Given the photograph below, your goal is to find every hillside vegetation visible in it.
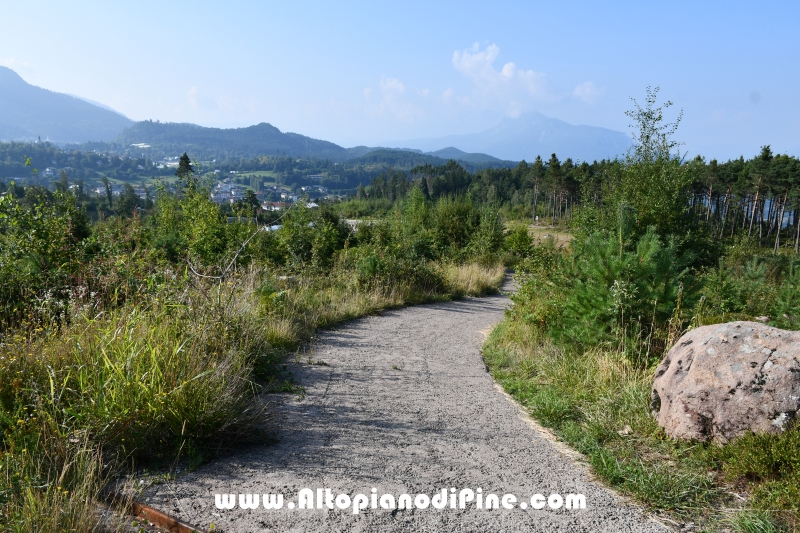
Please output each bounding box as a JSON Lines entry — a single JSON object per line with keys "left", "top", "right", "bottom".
{"left": 484, "top": 88, "right": 800, "bottom": 532}
{"left": 0, "top": 159, "right": 510, "bottom": 531}
{"left": 4, "top": 85, "right": 800, "bottom": 531}
{"left": 114, "top": 121, "right": 349, "bottom": 161}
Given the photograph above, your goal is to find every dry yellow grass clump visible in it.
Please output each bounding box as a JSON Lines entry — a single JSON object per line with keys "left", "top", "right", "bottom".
{"left": 442, "top": 263, "right": 506, "bottom": 297}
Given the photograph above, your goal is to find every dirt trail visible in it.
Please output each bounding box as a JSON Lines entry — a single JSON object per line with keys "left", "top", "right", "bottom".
{"left": 144, "top": 287, "right": 666, "bottom": 532}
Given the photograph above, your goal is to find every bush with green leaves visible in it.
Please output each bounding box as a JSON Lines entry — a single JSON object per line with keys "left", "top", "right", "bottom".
{"left": 0, "top": 188, "right": 91, "bottom": 330}
{"left": 503, "top": 222, "right": 534, "bottom": 263}
{"left": 338, "top": 243, "right": 445, "bottom": 296}
{"left": 511, "top": 237, "right": 566, "bottom": 328}
{"left": 595, "top": 157, "right": 699, "bottom": 238}
{"left": 573, "top": 88, "right": 705, "bottom": 255}
{"left": 277, "top": 203, "right": 352, "bottom": 269}
{"left": 696, "top": 253, "right": 800, "bottom": 329}
{"left": 349, "top": 190, "right": 503, "bottom": 266}
{"left": 557, "top": 228, "right": 698, "bottom": 355}
{"left": 429, "top": 196, "right": 481, "bottom": 258}
{"left": 147, "top": 181, "right": 229, "bottom": 267}
{"left": 467, "top": 204, "right": 505, "bottom": 265}
{"left": 512, "top": 221, "right": 699, "bottom": 362}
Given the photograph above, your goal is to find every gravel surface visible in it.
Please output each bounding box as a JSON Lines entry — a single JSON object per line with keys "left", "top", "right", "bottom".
{"left": 144, "top": 288, "right": 667, "bottom": 532}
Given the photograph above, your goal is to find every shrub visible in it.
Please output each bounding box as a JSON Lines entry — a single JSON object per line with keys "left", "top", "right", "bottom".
{"left": 468, "top": 205, "right": 505, "bottom": 265}
{"left": 512, "top": 227, "right": 699, "bottom": 362}
{"left": 503, "top": 223, "right": 534, "bottom": 265}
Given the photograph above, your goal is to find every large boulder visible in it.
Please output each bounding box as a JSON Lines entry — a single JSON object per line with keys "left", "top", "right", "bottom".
{"left": 651, "top": 321, "right": 800, "bottom": 443}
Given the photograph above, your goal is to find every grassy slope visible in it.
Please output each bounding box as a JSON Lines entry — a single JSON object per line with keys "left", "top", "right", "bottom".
{"left": 0, "top": 262, "right": 504, "bottom": 532}
{"left": 483, "top": 305, "right": 800, "bottom": 532}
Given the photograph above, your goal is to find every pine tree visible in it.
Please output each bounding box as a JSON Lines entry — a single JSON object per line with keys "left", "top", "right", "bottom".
{"left": 101, "top": 176, "right": 113, "bottom": 208}
{"left": 175, "top": 153, "right": 195, "bottom": 180}
{"left": 175, "top": 153, "right": 197, "bottom": 191}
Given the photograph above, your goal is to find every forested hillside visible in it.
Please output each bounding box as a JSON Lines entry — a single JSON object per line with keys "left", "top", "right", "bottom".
{"left": 359, "top": 149, "right": 800, "bottom": 252}
{"left": 112, "top": 120, "right": 350, "bottom": 161}
{"left": 0, "top": 141, "right": 516, "bottom": 200}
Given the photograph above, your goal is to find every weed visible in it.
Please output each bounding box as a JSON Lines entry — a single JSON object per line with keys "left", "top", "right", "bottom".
{"left": 722, "top": 510, "right": 788, "bottom": 533}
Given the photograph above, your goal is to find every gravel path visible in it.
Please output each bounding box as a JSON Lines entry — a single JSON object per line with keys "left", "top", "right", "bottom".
{"left": 144, "top": 288, "right": 666, "bottom": 532}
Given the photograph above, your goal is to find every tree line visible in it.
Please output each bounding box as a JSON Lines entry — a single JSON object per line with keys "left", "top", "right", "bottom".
{"left": 361, "top": 148, "right": 800, "bottom": 253}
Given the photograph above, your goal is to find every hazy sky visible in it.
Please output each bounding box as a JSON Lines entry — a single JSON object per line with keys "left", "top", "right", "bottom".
{"left": 2, "top": 1, "right": 798, "bottom": 159}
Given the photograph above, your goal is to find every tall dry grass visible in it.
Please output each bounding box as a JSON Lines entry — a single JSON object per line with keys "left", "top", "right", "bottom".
{"left": 0, "top": 260, "right": 504, "bottom": 531}
{"left": 0, "top": 271, "right": 270, "bottom": 531}
{"left": 1, "top": 428, "right": 104, "bottom": 533}
{"left": 441, "top": 263, "right": 506, "bottom": 297}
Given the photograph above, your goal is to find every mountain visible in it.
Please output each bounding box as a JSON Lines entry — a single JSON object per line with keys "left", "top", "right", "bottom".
{"left": 114, "top": 120, "right": 349, "bottom": 161}
{"left": 77, "top": 122, "right": 519, "bottom": 168}
{"left": 425, "top": 147, "right": 508, "bottom": 165}
{"left": 0, "top": 65, "right": 627, "bottom": 164}
{"left": 343, "top": 148, "right": 517, "bottom": 172}
{"left": 396, "top": 112, "right": 633, "bottom": 162}
{"left": 344, "top": 145, "right": 509, "bottom": 166}
{"left": 66, "top": 94, "right": 128, "bottom": 115}
{"left": 0, "top": 67, "right": 133, "bottom": 143}
{"left": 345, "top": 145, "right": 381, "bottom": 159}
{"left": 346, "top": 149, "right": 450, "bottom": 168}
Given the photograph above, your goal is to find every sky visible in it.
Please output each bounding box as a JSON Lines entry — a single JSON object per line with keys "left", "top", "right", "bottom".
{"left": 1, "top": 0, "right": 798, "bottom": 160}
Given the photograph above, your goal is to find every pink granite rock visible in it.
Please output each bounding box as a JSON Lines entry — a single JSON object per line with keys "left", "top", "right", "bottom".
{"left": 651, "top": 321, "right": 800, "bottom": 443}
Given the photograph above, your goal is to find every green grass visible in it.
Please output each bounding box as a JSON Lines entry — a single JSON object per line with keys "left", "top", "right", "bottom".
{"left": 721, "top": 510, "right": 790, "bottom": 533}
{"left": 483, "top": 317, "right": 800, "bottom": 531}
{"left": 483, "top": 320, "right": 720, "bottom": 517}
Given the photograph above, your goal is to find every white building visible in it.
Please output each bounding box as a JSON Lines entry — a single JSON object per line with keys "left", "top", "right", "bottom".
{"left": 210, "top": 181, "right": 249, "bottom": 204}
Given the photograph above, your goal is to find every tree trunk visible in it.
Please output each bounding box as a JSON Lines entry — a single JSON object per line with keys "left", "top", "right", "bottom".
{"left": 766, "top": 196, "right": 776, "bottom": 243}
{"left": 795, "top": 206, "right": 800, "bottom": 255}
{"left": 774, "top": 191, "right": 788, "bottom": 254}
{"left": 748, "top": 179, "right": 762, "bottom": 237}
{"left": 719, "top": 192, "right": 730, "bottom": 239}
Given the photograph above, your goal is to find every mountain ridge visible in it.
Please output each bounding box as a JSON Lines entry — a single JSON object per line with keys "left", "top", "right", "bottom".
{"left": 0, "top": 66, "right": 133, "bottom": 143}
{"left": 393, "top": 112, "right": 632, "bottom": 162}
{"left": 114, "top": 120, "right": 349, "bottom": 161}
{"left": 0, "top": 66, "right": 631, "bottom": 165}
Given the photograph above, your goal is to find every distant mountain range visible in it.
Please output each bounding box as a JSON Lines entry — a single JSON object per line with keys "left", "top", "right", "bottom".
{"left": 0, "top": 66, "right": 133, "bottom": 143}
{"left": 394, "top": 112, "right": 632, "bottom": 163}
{"left": 342, "top": 148, "right": 515, "bottom": 170}
{"left": 110, "top": 123, "right": 514, "bottom": 167}
{"left": 115, "top": 120, "right": 350, "bottom": 161}
{"left": 0, "top": 66, "right": 631, "bottom": 165}
{"left": 426, "top": 147, "right": 506, "bottom": 164}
